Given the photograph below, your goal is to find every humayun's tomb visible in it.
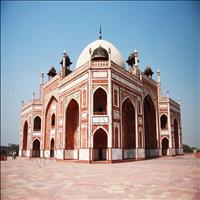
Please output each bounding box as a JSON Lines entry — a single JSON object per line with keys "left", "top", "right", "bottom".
{"left": 19, "top": 32, "right": 183, "bottom": 163}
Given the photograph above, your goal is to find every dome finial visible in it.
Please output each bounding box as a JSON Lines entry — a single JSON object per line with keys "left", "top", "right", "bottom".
{"left": 99, "top": 25, "right": 102, "bottom": 40}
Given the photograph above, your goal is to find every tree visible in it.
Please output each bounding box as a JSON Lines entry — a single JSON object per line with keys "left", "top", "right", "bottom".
{"left": 8, "top": 143, "right": 19, "bottom": 156}
{"left": 183, "top": 144, "right": 193, "bottom": 153}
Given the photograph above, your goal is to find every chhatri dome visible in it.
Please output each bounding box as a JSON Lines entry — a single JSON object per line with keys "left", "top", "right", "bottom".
{"left": 76, "top": 39, "right": 126, "bottom": 69}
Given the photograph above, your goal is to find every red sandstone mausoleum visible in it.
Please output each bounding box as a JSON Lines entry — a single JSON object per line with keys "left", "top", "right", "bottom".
{"left": 19, "top": 34, "right": 183, "bottom": 162}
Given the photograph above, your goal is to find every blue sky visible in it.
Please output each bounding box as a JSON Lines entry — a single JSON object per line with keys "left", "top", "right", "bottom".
{"left": 1, "top": 1, "right": 199, "bottom": 147}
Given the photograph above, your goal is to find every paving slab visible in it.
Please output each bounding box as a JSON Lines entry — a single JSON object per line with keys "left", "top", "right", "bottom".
{"left": 1, "top": 154, "right": 199, "bottom": 199}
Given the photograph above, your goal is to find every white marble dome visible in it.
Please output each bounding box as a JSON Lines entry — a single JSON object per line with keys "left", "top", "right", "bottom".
{"left": 76, "top": 39, "right": 126, "bottom": 69}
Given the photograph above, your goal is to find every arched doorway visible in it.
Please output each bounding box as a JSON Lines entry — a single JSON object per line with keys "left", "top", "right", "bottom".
{"left": 174, "top": 119, "right": 179, "bottom": 149}
{"left": 33, "top": 116, "right": 41, "bottom": 131}
{"left": 65, "top": 99, "right": 79, "bottom": 150}
{"left": 51, "top": 113, "right": 55, "bottom": 128}
{"left": 161, "top": 137, "right": 169, "bottom": 156}
{"left": 44, "top": 96, "right": 57, "bottom": 150}
{"left": 160, "top": 114, "right": 167, "bottom": 129}
{"left": 144, "top": 95, "right": 157, "bottom": 157}
{"left": 22, "top": 121, "right": 28, "bottom": 151}
{"left": 50, "top": 138, "right": 54, "bottom": 157}
{"left": 93, "top": 128, "right": 108, "bottom": 160}
{"left": 122, "top": 98, "right": 136, "bottom": 149}
{"left": 93, "top": 88, "right": 107, "bottom": 115}
{"left": 32, "top": 139, "right": 40, "bottom": 157}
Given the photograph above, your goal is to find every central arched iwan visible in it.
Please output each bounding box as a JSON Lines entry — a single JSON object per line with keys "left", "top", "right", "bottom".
{"left": 65, "top": 99, "right": 79, "bottom": 149}
{"left": 122, "top": 98, "right": 136, "bottom": 149}
{"left": 174, "top": 119, "right": 179, "bottom": 149}
{"left": 144, "top": 95, "right": 157, "bottom": 150}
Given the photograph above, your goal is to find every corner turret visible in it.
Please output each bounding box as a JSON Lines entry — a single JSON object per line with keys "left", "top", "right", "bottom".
{"left": 126, "top": 49, "right": 140, "bottom": 78}
{"left": 60, "top": 49, "right": 72, "bottom": 78}
{"left": 47, "top": 65, "right": 57, "bottom": 80}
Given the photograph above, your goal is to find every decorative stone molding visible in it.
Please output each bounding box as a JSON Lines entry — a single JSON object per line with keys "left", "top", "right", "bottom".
{"left": 92, "top": 85, "right": 108, "bottom": 93}
{"left": 120, "top": 89, "right": 137, "bottom": 106}
{"left": 64, "top": 91, "right": 80, "bottom": 109}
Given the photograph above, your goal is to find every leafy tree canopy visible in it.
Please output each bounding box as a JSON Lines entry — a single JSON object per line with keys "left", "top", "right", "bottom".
{"left": 183, "top": 144, "right": 193, "bottom": 153}
{"left": 8, "top": 143, "right": 19, "bottom": 156}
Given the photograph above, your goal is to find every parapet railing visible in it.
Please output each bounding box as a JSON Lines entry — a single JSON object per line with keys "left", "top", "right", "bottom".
{"left": 91, "top": 61, "right": 109, "bottom": 67}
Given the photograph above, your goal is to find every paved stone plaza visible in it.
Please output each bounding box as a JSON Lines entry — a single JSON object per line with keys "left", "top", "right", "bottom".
{"left": 1, "top": 154, "right": 199, "bottom": 200}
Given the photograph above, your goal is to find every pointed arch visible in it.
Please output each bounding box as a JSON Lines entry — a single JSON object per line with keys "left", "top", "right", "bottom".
{"left": 92, "top": 125, "right": 108, "bottom": 136}
{"left": 51, "top": 113, "right": 55, "bottom": 127}
{"left": 93, "top": 87, "right": 107, "bottom": 115}
{"left": 45, "top": 96, "right": 58, "bottom": 116}
{"left": 161, "top": 137, "right": 169, "bottom": 156}
{"left": 44, "top": 96, "right": 58, "bottom": 150}
{"left": 22, "top": 121, "right": 28, "bottom": 150}
{"left": 143, "top": 95, "right": 157, "bottom": 155}
{"left": 65, "top": 98, "right": 79, "bottom": 149}
{"left": 122, "top": 97, "right": 136, "bottom": 149}
{"left": 50, "top": 138, "right": 55, "bottom": 157}
{"left": 33, "top": 116, "right": 41, "bottom": 131}
{"left": 33, "top": 137, "right": 40, "bottom": 142}
{"left": 160, "top": 114, "right": 168, "bottom": 129}
{"left": 143, "top": 93, "right": 157, "bottom": 109}
{"left": 32, "top": 139, "right": 40, "bottom": 157}
{"left": 174, "top": 119, "right": 179, "bottom": 148}
{"left": 93, "top": 128, "right": 108, "bottom": 160}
